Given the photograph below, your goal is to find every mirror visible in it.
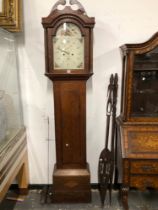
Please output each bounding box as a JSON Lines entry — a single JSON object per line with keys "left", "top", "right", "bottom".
{"left": 0, "top": 0, "right": 22, "bottom": 32}
{"left": 0, "top": 0, "right": 5, "bottom": 15}
{"left": 0, "top": 0, "right": 2, "bottom": 13}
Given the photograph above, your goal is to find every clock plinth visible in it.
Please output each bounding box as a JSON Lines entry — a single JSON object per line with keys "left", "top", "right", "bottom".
{"left": 52, "top": 164, "right": 91, "bottom": 203}
{"left": 42, "top": 0, "right": 95, "bottom": 203}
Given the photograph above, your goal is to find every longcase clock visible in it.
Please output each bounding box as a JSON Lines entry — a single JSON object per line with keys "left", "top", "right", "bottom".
{"left": 42, "top": 0, "right": 95, "bottom": 203}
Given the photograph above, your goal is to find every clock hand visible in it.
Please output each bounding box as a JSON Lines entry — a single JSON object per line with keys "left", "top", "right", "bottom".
{"left": 57, "top": 47, "right": 69, "bottom": 55}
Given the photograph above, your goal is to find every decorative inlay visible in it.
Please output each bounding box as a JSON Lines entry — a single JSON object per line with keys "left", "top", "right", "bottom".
{"left": 121, "top": 125, "right": 158, "bottom": 158}
{"left": 65, "top": 181, "right": 79, "bottom": 188}
{"left": 128, "top": 131, "right": 158, "bottom": 153}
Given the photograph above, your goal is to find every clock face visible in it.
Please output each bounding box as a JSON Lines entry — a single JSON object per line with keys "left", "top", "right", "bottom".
{"left": 53, "top": 23, "right": 84, "bottom": 70}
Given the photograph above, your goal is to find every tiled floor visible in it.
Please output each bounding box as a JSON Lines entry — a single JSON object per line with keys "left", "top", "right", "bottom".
{"left": 0, "top": 189, "right": 158, "bottom": 210}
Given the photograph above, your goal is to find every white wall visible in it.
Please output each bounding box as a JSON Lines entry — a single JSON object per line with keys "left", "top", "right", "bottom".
{"left": 17, "top": 0, "right": 158, "bottom": 184}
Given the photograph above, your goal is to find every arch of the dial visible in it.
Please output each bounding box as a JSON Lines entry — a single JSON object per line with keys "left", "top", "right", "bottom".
{"left": 50, "top": 18, "right": 86, "bottom": 37}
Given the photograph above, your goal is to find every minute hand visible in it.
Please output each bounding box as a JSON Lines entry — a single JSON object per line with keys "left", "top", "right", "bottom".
{"left": 58, "top": 47, "right": 70, "bottom": 55}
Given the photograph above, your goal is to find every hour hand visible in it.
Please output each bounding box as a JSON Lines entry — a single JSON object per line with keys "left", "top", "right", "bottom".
{"left": 57, "top": 47, "right": 69, "bottom": 55}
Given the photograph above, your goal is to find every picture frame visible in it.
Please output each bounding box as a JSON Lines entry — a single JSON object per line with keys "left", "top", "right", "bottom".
{"left": 0, "top": 0, "right": 22, "bottom": 32}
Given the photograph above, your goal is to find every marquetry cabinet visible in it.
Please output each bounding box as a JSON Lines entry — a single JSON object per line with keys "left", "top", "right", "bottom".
{"left": 116, "top": 32, "right": 158, "bottom": 210}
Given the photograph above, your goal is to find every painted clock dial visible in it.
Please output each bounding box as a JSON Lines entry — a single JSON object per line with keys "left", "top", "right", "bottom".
{"left": 53, "top": 23, "right": 84, "bottom": 70}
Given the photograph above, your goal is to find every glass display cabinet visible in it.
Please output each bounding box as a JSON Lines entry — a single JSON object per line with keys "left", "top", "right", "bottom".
{"left": 0, "top": 28, "right": 28, "bottom": 202}
{"left": 116, "top": 32, "right": 158, "bottom": 210}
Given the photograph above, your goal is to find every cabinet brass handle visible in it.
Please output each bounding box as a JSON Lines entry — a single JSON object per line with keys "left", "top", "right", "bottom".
{"left": 143, "top": 181, "right": 153, "bottom": 187}
{"left": 141, "top": 165, "right": 154, "bottom": 171}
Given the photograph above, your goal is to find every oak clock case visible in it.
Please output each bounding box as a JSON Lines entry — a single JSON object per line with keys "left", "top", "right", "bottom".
{"left": 42, "top": 0, "right": 95, "bottom": 203}
{"left": 116, "top": 32, "right": 158, "bottom": 210}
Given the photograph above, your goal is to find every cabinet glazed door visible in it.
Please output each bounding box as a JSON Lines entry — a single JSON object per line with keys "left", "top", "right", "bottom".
{"left": 132, "top": 47, "right": 158, "bottom": 118}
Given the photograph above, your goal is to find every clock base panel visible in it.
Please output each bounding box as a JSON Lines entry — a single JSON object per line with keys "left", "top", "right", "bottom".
{"left": 52, "top": 164, "right": 91, "bottom": 203}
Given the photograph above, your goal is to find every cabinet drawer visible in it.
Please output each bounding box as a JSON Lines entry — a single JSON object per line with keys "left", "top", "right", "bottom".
{"left": 130, "top": 175, "right": 158, "bottom": 190}
{"left": 130, "top": 161, "right": 158, "bottom": 174}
